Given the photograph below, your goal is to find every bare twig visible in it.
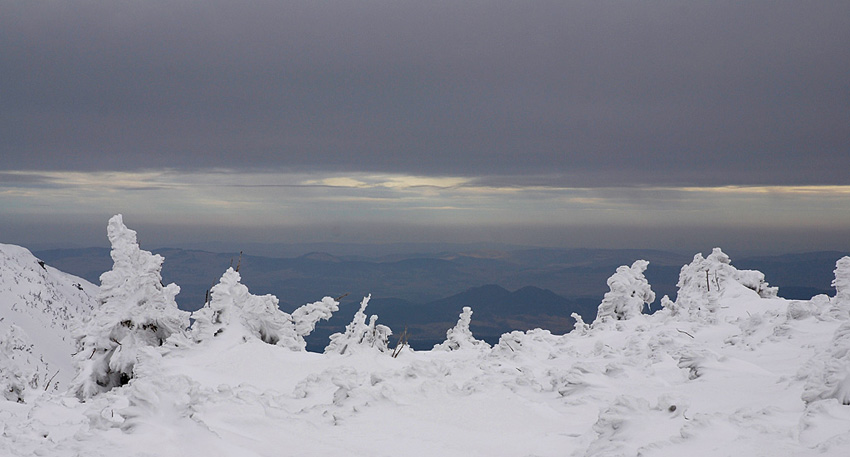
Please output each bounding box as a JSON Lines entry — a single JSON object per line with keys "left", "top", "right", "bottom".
{"left": 676, "top": 329, "right": 695, "bottom": 339}
{"left": 44, "top": 370, "right": 60, "bottom": 391}
{"left": 392, "top": 327, "right": 408, "bottom": 358}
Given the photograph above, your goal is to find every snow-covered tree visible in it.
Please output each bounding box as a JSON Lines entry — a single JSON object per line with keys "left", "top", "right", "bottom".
{"left": 192, "top": 267, "right": 298, "bottom": 348}
{"left": 833, "top": 256, "right": 850, "bottom": 310}
{"left": 325, "top": 295, "right": 392, "bottom": 355}
{"left": 659, "top": 294, "right": 681, "bottom": 316}
{"left": 0, "top": 326, "right": 40, "bottom": 402}
{"left": 70, "top": 215, "right": 190, "bottom": 399}
{"left": 594, "top": 260, "right": 655, "bottom": 323}
{"left": 291, "top": 296, "right": 340, "bottom": 339}
{"left": 802, "top": 321, "right": 850, "bottom": 405}
{"left": 433, "top": 307, "right": 489, "bottom": 351}
{"left": 671, "top": 248, "right": 776, "bottom": 318}
{"left": 191, "top": 267, "right": 339, "bottom": 350}
{"left": 675, "top": 250, "right": 725, "bottom": 315}
{"left": 571, "top": 312, "right": 591, "bottom": 334}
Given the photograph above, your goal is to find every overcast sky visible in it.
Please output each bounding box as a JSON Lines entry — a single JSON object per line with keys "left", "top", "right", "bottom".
{"left": 2, "top": 1, "right": 849, "bottom": 253}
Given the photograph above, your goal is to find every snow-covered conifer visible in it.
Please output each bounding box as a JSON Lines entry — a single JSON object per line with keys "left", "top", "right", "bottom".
{"left": 325, "top": 295, "right": 392, "bottom": 355}
{"left": 433, "top": 307, "right": 489, "bottom": 351}
{"left": 571, "top": 312, "right": 590, "bottom": 334}
{"left": 802, "top": 321, "right": 850, "bottom": 405}
{"left": 659, "top": 295, "right": 681, "bottom": 316}
{"left": 192, "top": 267, "right": 299, "bottom": 348}
{"left": 675, "top": 250, "right": 725, "bottom": 315}
{"left": 670, "top": 248, "right": 776, "bottom": 319}
{"left": 0, "top": 326, "right": 40, "bottom": 402}
{"left": 291, "top": 296, "right": 340, "bottom": 338}
{"left": 70, "top": 215, "right": 190, "bottom": 399}
{"left": 192, "top": 268, "right": 339, "bottom": 350}
{"left": 594, "top": 260, "right": 655, "bottom": 323}
{"left": 833, "top": 256, "right": 850, "bottom": 312}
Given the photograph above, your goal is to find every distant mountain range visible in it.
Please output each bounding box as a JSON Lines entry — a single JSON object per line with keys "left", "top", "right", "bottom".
{"left": 306, "top": 284, "right": 599, "bottom": 351}
{"left": 34, "top": 246, "right": 847, "bottom": 350}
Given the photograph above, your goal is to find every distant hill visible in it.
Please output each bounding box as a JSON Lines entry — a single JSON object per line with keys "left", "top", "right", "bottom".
{"left": 33, "top": 245, "right": 847, "bottom": 350}
{"left": 34, "top": 246, "right": 695, "bottom": 311}
{"left": 305, "top": 284, "right": 597, "bottom": 351}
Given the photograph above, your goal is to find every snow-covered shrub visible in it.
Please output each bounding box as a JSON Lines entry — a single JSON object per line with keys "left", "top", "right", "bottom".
{"left": 192, "top": 267, "right": 339, "bottom": 350}
{"left": 325, "top": 295, "right": 392, "bottom": 355}
{"left": 736, "top": 269, "right": 779, "bottom": 298}
{"left": 659, "top": 294, "right": 681, "bottom": 316}
{"left": 675, "top": 249, "right": 730, "bottom": 315}
{"left": 433, "top": 307, "right": 489, "bottom": 351}
{"left": 571, "top": 312, "right": 590, "bottom": 334}
{"left": 193, "top": 267, "right": 298, "bottom": 348}
{"left": 787, "top": 300, "right": 819, "bottom": 321}
{"left": 832, "top": 256, "right": 850, "bottom": 317}
{"left": 70, "top": 215, "right": 190, "bottom": 399}
{"left": 594, "top": 260, "right": 655, "bottom": 323}
{"left": 0, "top": 326, "right": 40, "bottom": 402}
{"left": 802, "top": 321, "right": 850, "bottom": 405}
{"left": 291, "top": 296, "right": 340, "bottom": 338}
{"left": 492, "top": 328, "right": 561, "bottom": 359}
{"left": 670, "top": 248, "right": 776, "bottom": 318}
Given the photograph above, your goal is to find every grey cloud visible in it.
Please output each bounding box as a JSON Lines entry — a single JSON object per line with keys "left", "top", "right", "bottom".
{"left": 1, "top": 1, "right": 848, "bottom": 186}
{"left": 0, "top": 172, "right": 59, "bottom": 188}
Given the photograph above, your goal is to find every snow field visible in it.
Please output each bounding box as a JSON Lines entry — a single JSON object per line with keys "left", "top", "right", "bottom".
{"left": 2, "top": 217, "right": 850, "bottom": 456}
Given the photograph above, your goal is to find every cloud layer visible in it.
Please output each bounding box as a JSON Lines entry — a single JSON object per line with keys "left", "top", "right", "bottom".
{"left": 3, "top": 1, "right": 848, "bottom": 186}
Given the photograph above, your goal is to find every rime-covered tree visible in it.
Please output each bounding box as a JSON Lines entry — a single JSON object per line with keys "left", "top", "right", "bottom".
{"left": 325, "top": 295, "right": 391, "bottom": 355}
{"left": 669, "top": 248, "right": 778, "bottom": 319}
{"left": 802, "top": 321, "right": 850, "bottom": 405}
{"left": 433, "top": 307, "right": 489, "bottom": 351}
{"left": 833, "top": 256, "right": 850, "bottom": 308}
{"left": 70, "top": 215, "right": 190, "bottom": 399}
{"left": 0, "top": 326, "right": 39, "bottom": 403}
{"left": 192, "top": 267, "right": 338, "bottom": 350}
{"left": 594, "top": 260, "right": 655, "bottom": 323}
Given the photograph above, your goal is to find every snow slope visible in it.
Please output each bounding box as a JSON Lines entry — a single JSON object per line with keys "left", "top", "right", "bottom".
{"left": 0, "top": 243, "right": 97, "bottom": 392}
{"left": 2, "top": 233, "right": 850, "bottom": 456}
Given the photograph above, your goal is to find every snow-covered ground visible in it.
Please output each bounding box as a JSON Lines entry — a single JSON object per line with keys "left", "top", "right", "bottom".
{"left": 1, "top": 217, "right": 849, "bottom": 456}
{"left": 0, "top": 243, "right": 97, "bottom": 397}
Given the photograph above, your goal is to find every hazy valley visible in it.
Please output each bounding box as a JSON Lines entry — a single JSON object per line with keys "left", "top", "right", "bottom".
{"left": 35, "top": 245, "right": 845, "bottom": 350}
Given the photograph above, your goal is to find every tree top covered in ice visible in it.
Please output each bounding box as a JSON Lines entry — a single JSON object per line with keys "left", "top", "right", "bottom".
{"left": 71, "top": 214, "right": 190, "bottom": 399}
